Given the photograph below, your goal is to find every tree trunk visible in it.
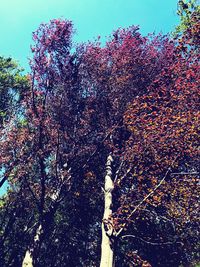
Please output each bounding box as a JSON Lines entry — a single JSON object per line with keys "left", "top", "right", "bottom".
{"left": 100, "top": 154, "right": 115, "bottom": 267}
{"left": 22, "top": 224, "right": 42, "bottom": 267}
{"left": 22, "top": 250, "right": 33, "bottom": 267}
{"left": 21, "top": 169, "right": 70, "bottom": 267}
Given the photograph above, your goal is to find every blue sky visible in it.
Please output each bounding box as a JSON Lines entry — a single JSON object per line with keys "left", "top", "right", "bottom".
{"left": 0, "top": 0, "right": 179, "bottom": 72}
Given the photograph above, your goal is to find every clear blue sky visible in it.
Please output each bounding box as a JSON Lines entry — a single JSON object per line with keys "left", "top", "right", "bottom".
{"left": 0, "top": 0, "right": 179, "bottom": 72}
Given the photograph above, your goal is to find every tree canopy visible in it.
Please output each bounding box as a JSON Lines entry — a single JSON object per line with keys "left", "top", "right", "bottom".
{"left": 0, "top": 8, "right": 199, "bottom": 267}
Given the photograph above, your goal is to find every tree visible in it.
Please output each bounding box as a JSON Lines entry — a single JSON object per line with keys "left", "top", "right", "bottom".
{"left": 0, "top": 189, "right": 36, "bottom": 266}
{"left": 80, "top": 19, "right": 199, "bottom": 267}
{"left": 121, "top": 32, "right": 199, "bottom": 266}
{"left": 79, "top": 27, "right": 181, "bottom": 267}
{"left": 0, "top": 56, "right": 28, "bottom": 194}
{"left": 0, "top": 17, "right": 199, "bottom": 267}
{"left": 174, "top": 0, "right": 200, "bottom": 37}
{"left": 0, "top": 56, "right": 28, "bottom": 126}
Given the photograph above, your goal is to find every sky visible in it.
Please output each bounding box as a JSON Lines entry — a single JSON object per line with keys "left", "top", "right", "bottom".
{"left": 0, "top": 0, "right": 179, "bottom": 72}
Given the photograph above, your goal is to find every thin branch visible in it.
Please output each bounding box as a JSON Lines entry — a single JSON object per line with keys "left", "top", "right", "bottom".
{"left": 30, "top": 70, "right": 38, "bottom": 117}
{"left": 139, "top": 208, "right": 174, "bottom": 223}
{"left": 115, "top": 165, "right": 134, "bottom": 185}
{"left": 121, "top": 235, "right": 180, "bottom": 246}
{"left": 0, "top": 176, "right": 8, "bottom": 189}
{"left": 55, "top": 129, "right": 60, "bottom": 181}
{"left": 23, "top": 174, "right": 40, "bottom": 211}
{"left": 82, "top": 122, "right": 122, "bottom": 170}
{"left": 116, "top": 156, "right": 178, "bottom": 237}
{"left": 23, "top": 216, "right": 36, "bottom": 234}
{"left": 171, "top": 172, "right": 199, "bottom": 175}
{"left": 42, "top": 76, "right": 50, "bottom": 109}
{"left": 114, "top": 160, "right": 125, "bottom": 183}
{"left": 0, "top": 161, "right": 19, "bottom": 188}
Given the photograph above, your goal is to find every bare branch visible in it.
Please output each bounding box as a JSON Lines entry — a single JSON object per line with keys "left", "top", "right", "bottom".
{"left": 116, "top": 156, "right": 178, "bottom": 237}
{"left": 171, "top": 172, "right": 199, "bottom": 176}
{"left": 114, "top": 157, "right": 125, "bottom": 183}
{"left": 121, "top": 235, "right": 180, "bottom": 246}
{"left": 82, "top": 120, "right": 123, "bottom": 170}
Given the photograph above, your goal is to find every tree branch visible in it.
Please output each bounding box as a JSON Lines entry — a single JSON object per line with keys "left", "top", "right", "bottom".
{"left": 121, "top": 234, "right": 180, "bottom": 246}
{"left": 116, "top": 156, "right": 178, "bottom": 237}
{"left": 171, "top": 172, "right": 199, "bottom": 175}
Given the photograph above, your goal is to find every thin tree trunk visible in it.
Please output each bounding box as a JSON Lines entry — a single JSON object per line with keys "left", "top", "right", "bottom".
{"left": 22, "top": 250, "right": 33, "bottom": 267}
{"left": 22, "top": 224, "right": 42, "bottom": 267}
{"left": 100, "top": 154, "right": 115, "bottom": 267}
{"left": 22, "top": 166, "right": 71, "bottom": 267}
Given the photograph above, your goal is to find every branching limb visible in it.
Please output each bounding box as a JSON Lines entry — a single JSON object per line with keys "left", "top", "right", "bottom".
{"left": 121, "top": 234, "right": 181, "bottom": 246}
{"left": 116, "top": 156, "right": 178, "bottom": 237}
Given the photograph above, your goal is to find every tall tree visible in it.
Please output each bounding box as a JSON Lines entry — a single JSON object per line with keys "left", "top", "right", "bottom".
{"left": 0, "top": 17, "right": 199, "bottom": 267}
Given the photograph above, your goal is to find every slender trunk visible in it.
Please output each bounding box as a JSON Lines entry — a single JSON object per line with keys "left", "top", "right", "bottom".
{"left": 22, "top": 224, "right": 42, "bottom": 267}
{"left": 21, "top": 167, "right": 70, "bottom": 267}
{"left": 22, "top": 250, "right": 33, "bottom": 267}
{"left": 100, "top": 155, "right": 115, "bottom": 267}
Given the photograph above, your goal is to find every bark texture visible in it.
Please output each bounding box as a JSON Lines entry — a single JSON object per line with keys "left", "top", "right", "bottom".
{"left": 100, "top": 155, "right": 115, "bottom": 267}
{"left": 22, "top": 224, "right": 42, "bottom": 267}
{"left": 22, "top": 251, "right": 33, "bottom": 267}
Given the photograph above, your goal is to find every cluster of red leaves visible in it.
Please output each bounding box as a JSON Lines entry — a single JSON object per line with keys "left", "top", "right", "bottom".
{"left": 30, "top": 19, "right": 74, "bottom": 90}
{"left": 126, "top": 250, "right": 152, "bottom": 267}
{"left": 120, "top": 19, "right": 200, "bottom": 228}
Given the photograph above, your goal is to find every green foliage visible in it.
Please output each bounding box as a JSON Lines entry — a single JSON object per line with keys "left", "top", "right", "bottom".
{"left": 174, "top": 0, "right": 200, "bottom": 36}
{"left": 0, "top": 56, "right": 29, "bottom": 125}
